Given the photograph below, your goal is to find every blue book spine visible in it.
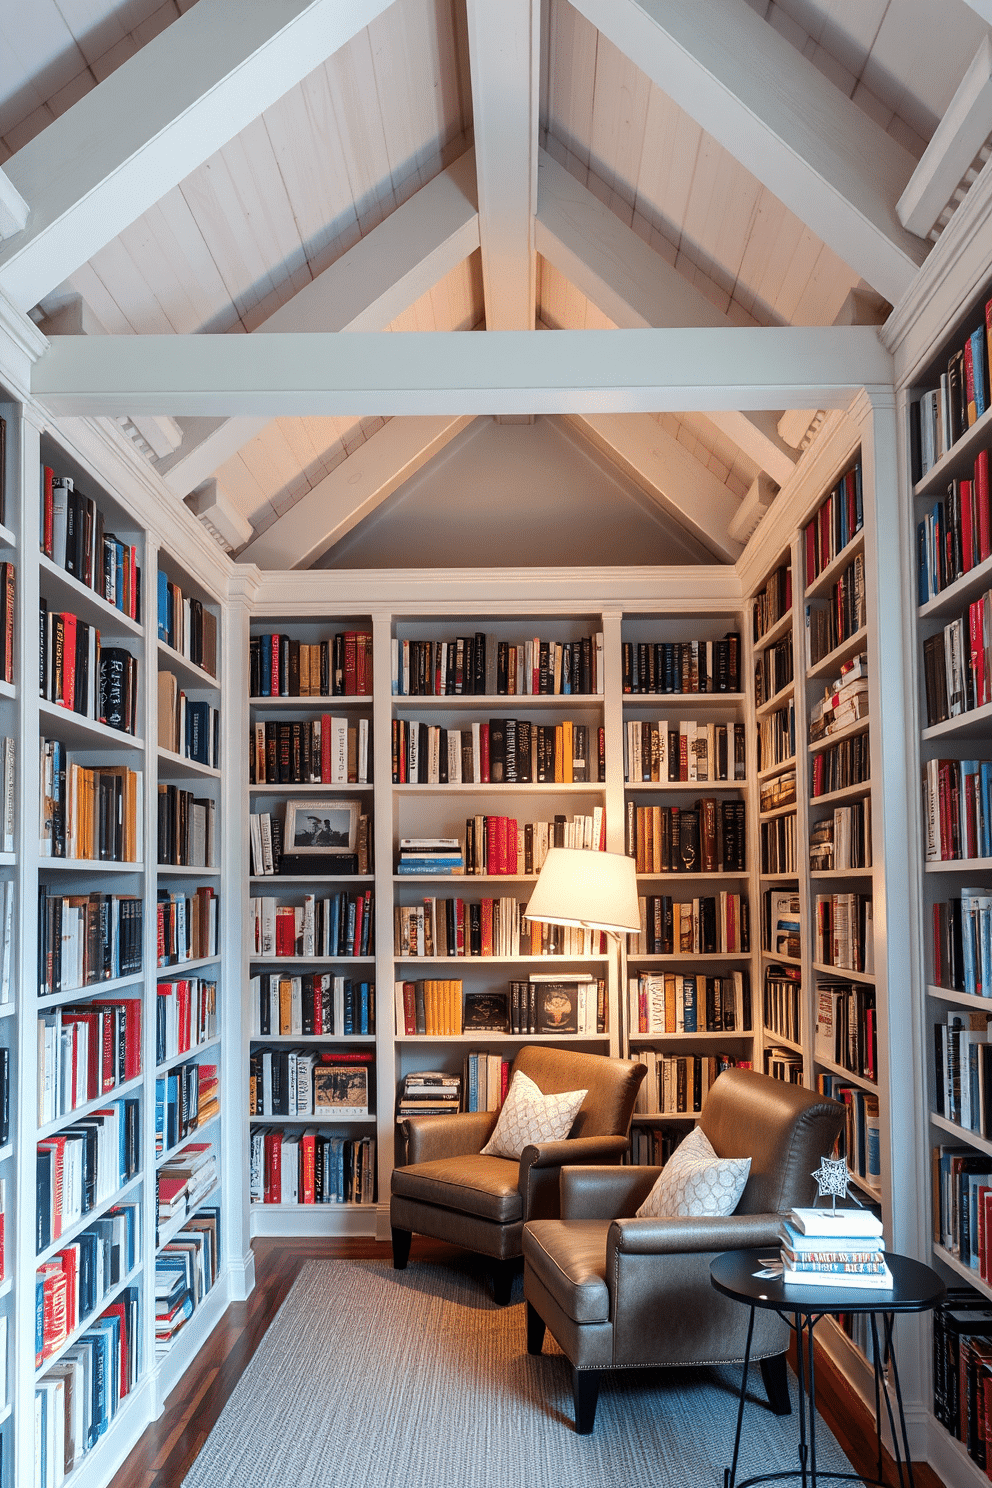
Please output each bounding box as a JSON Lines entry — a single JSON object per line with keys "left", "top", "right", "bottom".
{"left": 917, "top": 521, "right": 930, "bottom": 606}
{"left": 344, "top": 980, "right": 354, "bottom": 1036}
{"left": 468, "top": 1052, "right": 478, "bottom": 1111}
{"left": 973, "top": 327, "right": 988, "bottom": 418}
{"left": 35, "top": 1274, "right": 45, "bottom": 1365}
{"left": 360, "top": 983, "right": 370, "bottom": 1035}
{"left": 260, "top": 635, "right": 272, "bottom": 697}
{"left": 157, "top": 570, "right": 169, "bottom": 642}
{"left": 681, "top": 977, "right": 697, "bottom": 1032}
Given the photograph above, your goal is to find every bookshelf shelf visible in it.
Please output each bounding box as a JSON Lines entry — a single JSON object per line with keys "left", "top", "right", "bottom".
{"left": 248, "top": 781, "right": 371, "bottom": 794}
{"left": 931, "top": 1111, "right": 992, "bottom": 1156}
{"left": 761, "top": 1028, "right": 803, "bottom": 1054}
{"left": 39, "top": 553, "right": 144, "bottom": 639}
{"left": 35, "top": 1171, "right": 144, "bottom": 1269}
{"left": 393, "top": 693, "right": 602, "bottom": 711}
{"left": 155, "top": 1182, "right": 221, "bottom": 1254}
{"left": 38, "top": 858, "right": 143, "bottom": 874}
{"left": 38, "top": 972, "right": 145, "bottom": 1007}
{"left": 249, "top": 695, "right": 372, "bottom": 710}
{"left": 394, "top": 1032, "right": 610, "bottom": 1045}
{"left": 0, "top": 522, "right": 14, "bottom": 549}
{"left": 156, "top": 954, "right": 220, "bottom": 976}
{"left": 392, "top": 954, "right": 608, "bottom": 966}
{"left": 810, "top": 961, "right": 875, "bottom": 983}
{"left": 809, "top": 867, "right": 873, "bottom": 880}
{"left": 248, "top": 1113, "right": 375, "bottom": 1125}
{"left": 922, "top": 700, "right": 992, "bottom": 742}
{"left": 36, "top": 1261, "right": 143, "bottom": 1381}
{"left": 927, "top": 983, "right": 992, "bottom": 1010}
{"left": 813, "top": 1055, "right": 877, "bottom": 1092}
{"left": 920, "top": 549, "right": 992, "bottom": 619}
{"left": 250, "top": 954, "right": 376, "bottom": 968}
{"left": 925, "top": 856, "right": 992, "bottom": 873}
{"left": 753, "top": 611, "right": 793, "bottom": 648}
{"left": 39, "top": 699, "right": 144, "bottom": 751}
{"left": 803, "top": 531, "right": 866, "bottom": 602}
{"left": 156, "top": 1112, "right": 221, "bottom": 1170}
{"left": 156, "top": 641, "right": 218, "bottom": 691}
{"left": 625, "top": 780, "right": 743, "bottom": 793}
{"left": 755, "top": 681, "right": 795, "bottom": 719}
{"left": 394, "top": 782, "right": 604, "bottom": 795}
{"left": 253, "top": 873, "right": 375, "bottom": 886}
{"left": 758, "top": 800, "right": 798, "bottom": 822}
{"left": 807, "top": 716, "right": 870, "bottom": 754}
{"left": 155, "top": 1035, "right": 222, "bottom": 1078}
{"left": 636, "top": 870, "right": 749, "bottom": 882}
{"left": 0, "top": 682, "right": 14, "bottom": 704}
{"left": 158, "top": 864, "right": 220, "bottom": 877}
{"left": 805, "top": 625, "right": 869, "bottom": 682}
{"left": 622, "top": 691, "right": 746, "bottom": 711}
{"left": 249, "top": 1034, "right": 377, "bottom": 1045}
{"left": 762, "top": 950, "right": 801, "bottom": 969}
{"left": 627, "top": 952, "right": 746, "bottom": 965}
{"left": 809, "top": 781, "right": 871, "bottom": 808}
{"left": 627, "top": 1029, "right": 752, "bottom": 1043}
{"left": 914, "top": 398, "right": 992, "bottom": 497}
{"left": 757, "top": 756, "right": 796, "bottom": 782}
{"left": 36, "top": 1071, "right": 145, "bottom": 1140}
{"left": 156, "top": 747, "right": 220, "bottom": 782}
{"left": 932, "top": 1243, "right": 992, "bottom": 1300}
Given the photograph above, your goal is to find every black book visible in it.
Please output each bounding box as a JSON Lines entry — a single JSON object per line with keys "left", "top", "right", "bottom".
{"left": 473, "top": 632, "right": 486, "bottom": 694}
{"left": 504, "top": 717, "right": 518, "bottom": 782}
{"left": 679, "top": 809, "right": 699, "bottom": 872}
{"left": 100, "top": 647, "right": 133, "bottom": 732}
{"left": 516, "top": 719, "right": 532, "bottom": 782}
{"left": 488, "top": 718, "right": 508, "bottom": 783}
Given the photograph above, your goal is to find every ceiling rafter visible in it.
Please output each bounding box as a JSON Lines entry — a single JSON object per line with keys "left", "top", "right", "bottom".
{"left": 535, "top": 148, "right": 796, "bottom": 484}
{"left": 0, "top": 0, "right": 396, "bottom": 312}
{"left": 568, "top": 0, "right": 928, "bottom": 304}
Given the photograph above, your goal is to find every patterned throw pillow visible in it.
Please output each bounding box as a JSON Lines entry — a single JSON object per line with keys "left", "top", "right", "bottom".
{"left": 480, "top": 1070, "right": 587, "bottom": 1160}
{"left": 635, "top": 1124, "right": 751, "bottom": 1218}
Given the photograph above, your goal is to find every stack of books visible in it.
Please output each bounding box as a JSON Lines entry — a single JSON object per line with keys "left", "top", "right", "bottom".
{"left": 781, "top": 1206, "right": 890, "bottom": 1287}
{"left": 807, "top": 655, "right": 869, "bottom": 743}
{"left": 396, "top": 837, "right": 464, "bottom": 875}
{"left": 396, "top": 1070, "right": 462, "bottom": 1120}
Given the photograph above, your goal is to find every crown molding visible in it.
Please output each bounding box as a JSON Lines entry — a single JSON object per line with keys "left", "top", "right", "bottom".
{"left": 0, "top": 287, "right": 47, "bottom": 400}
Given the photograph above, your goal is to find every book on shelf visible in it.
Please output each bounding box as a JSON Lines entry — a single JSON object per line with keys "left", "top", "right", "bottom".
{"left": 249, "top": 714, "right": 369, "bottom": 785}
{"left": 250, "top": 972, "right": 374, "bottom": 1037}
{"left": 813, "top": 892, "right": 874, "bottom": 974}
{"left": 463, "top": 810, "right": 604, "bottom": 876}
{"left": 157, "top": 574, "right": 217, "bottom": 677}
{"left": 765, "top": 1047, "right": 804, "bottom": 1085}
{"left": 628, "top": 892, "right": 750, "bottom": 955}
{"left": 394, "top": 979, "right": 464, "bottom": 1036}
{"left": 816, "top": 1073, "right": 881, "bottom": 1189}
{"left": 800, "top": 460, "right": 864, "bottom": 586}
{"left": 391, "top": 632, "right": 604, "bottom": 696}
{"left": 157, "top": 784, "right": 215, "bottom": 868}
{"left": 759, "top": 768, "right": 796, "bottom": 811}
{"left": 912, "top": 317, "right": 990, "bottom": 480}
{"left": 36, "top": 1095, "right": 141, "bottom": 1253}
{"left": 814, "top": 979, "right": 877, "bottom": 1080}
{"left": 157, "top": 886, "right": 218, "bottom": 966}
{"left": 249, "top": 1048, "right": 373, "bottom": 1118}
{"left": 628, "top": 969, "right": 750, "bottom": 1034}
{"left": 804, "top": 552, "right": 866, "bottom": 667}
{"left": 156, "top": 1206, "right": 220, "bottom": 1352}
{"left": 462, "top": 990, "right": 511, "bottom": 1032}
{"left": 156, "top": 1144, "right": 217, "bottom": 1229}
{"left": 38, "top": 999, "right": 142, "bottom": 1125}
{"left": 249, "top": 1130, "right": 375, "bottom": 1205}
{"left": 756, "top": 697, "right": 796, "bottom": 772}
{"left": 922, "top": 757, "right": 992, "bottom": 862}
{"left": 41, "top": 468, "right": 141, "bottom": 620}
{"left": 763, "top": 965, "right": 802, "bottom": 1042}
{"left": 621, "top": 634, "right": 740, "bottom": 694}
{"left": 397, "top": 836, "right": 465, "bottom": 875}
{"left": 632, "top": 1049, "right": 748, "bottom": 1115}
{"left": 159, "top": 672, "right": 219, "bottom": 766}
{"left": 808, "top": 669, "right": 869, "bottom": 746}
{"left": 39, "top": 744, "right": 143, "bottom": 862}
{"left": 38, "top": 890, "right": 142, "bottom": 996}
{"left": 753, "top": 563, "right": 792, "bottom": 640}
{"left": 754, "top": 635, "right": 793, "bottom": 706}
{"left": 761, "top": 811, "right": 797, "bottom": 874}
{"left": 392, "top": 716, "right": 604, "bottom": 785}
{"left": 464, "top": 1053, "right": 510, "bottom": 1112}
{"left": 629, "top": 1123, "right": 689, "bottom": 1166}
{"left": 810, "top": 733, "right": 870, "bottom": 797}
{"left": 156, "top": 978, "right": 217, "bottom": 1065}
{"left": 623, "top": 720, "right": 746, "bottom": 784}
{"left": 921, "top": 591, "right": 992, "bottom": 726}
{"left": 155, "top": 1062, "right": 216, "bottom": 1157}
{"left": 931, "top": 1289, "right": 992, "bottom": 1466}
{"left": 934, "top": 1011, "right": 992, "bottom": 1134}
{"left": 932, "top": 889, "right": 992, "bottom": 995}
{"left": 249, "top": 889, "right": 374, "bottom": 959}
{"left": 397, "top": 1070, "right": 462, "bottom": 1118}
{"left": 626, "top": 800, "right": 746, "bottom": 874}
{"left": 916, "top": 455, "right": 992, "bottom": 604}
{"left": 932, "top": 1153, "right": 992, "bottom": 1282}
{"left": 39, "top": 605, "right": 140, "bottom": 734}
{"left": 250, "top": 630, "right": 371, "bottom": 697}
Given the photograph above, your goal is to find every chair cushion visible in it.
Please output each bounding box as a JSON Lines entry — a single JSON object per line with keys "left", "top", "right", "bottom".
{"left": 635, "top": 1124, "right": 751, "bottom": 1219}
{"left": 523, "top": 1220, "right": 611, "bottom": 1323}
{"left": 480, "top": 1070, "right": 587, "bottom": 1159}
{"left": 391, "top": 1154, "right": 523, "bottom": 1222}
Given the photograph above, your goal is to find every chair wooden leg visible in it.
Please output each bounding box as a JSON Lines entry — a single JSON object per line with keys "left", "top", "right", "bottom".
{"left": 491, "top": 1260, "right": 517, "bottom": 1307}
{"left": 573, "top": 1369, "right": 600, "bottom": 1434}
{"left": 391, "top": 1227, "right": 412, "bottom": 1270}
{"left": 526, "top": 1301, "right": 546, "bottom": 1355}
{"left": 760, "top": 1351, "right": 792, "bottom": 1416}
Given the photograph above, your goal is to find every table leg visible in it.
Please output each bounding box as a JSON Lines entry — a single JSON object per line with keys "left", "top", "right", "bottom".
{"left": 725, "top": 1303, "right": 756, "bottom": 1488}
{"left": 806, "top": 1314, "right": 819, "bottom": 1486}
{"left": 882, "top": 1312, "right": 915, "bottom": 1488}
{"left": 794, "top": 1311, "right": 809, "bottom": 1488}
{"left": 868, "top": 1314, "right": 885, "bottom": 1486}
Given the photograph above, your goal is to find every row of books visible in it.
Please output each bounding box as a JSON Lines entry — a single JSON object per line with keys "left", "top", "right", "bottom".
{"left": 917, "top": 457, "right": 992, "bottom": 605}
{"left": 38, "top": 890, "right": 142, "bottom": 996}
{"left": 38, "top": 999, "right": 142, "bottom": 1126}
{"left": 762, "top": 890, "right": 800, "bottom": 958}
{"left": 248, "top": 808, "right": 371, "bottom": 877}
{"left": 155, "top": 1062, "right": 217, "bottom": 1157}
{"left": 629, "top": 1122, "right": 688, "bottom": 1166}
{"left": 460, "top": 811, "right": 604, "bottom": 877}
{"left": 914, "top": 308, "right": 991, "bottom": 477}
{"left": 756, "top": 698, "right": 795, "bottom": 772}
{"left": 156, "top": 1204, "right": 220, "bottom": 1353}
{"left": 628, "top": 970, "right": 751, "bottom": 1034}
{"left": 935, "top": 1012, "right": 992, "bottom": 1135}
{"left": 37, "top": 1097, "right": 141, "bottom": 1253}
{"left": 623, "top": 720, "right": 746, "bottom": 784}
{"left": 157, "top": 886, "right": 218, "bottom": 967}
{"left": 157, "top": 672, "right": 219, "bottom": 766}
{"left": 814, "top": 978, "right": 878, "bottom": 1081}
{"left": 754, "top": 636, "right": 793, "bottom": 706}
{"left": 807, "top": 655, "right": 869, "bottom": 743}
{"left": 41, "top": 467, "right": 141, "bottom": 620}
{"left": 250, "top": 973, "right": 376, "bottom": 1037}
{"left": 763, "top": 965, "right": 801, "bottom": 1043}
{"left": 249, "top": 1049, "right": 373, "bottom": 1117}
{"left": 157, "top": 574, "right": 217, "bottom": 678}
{"left": 804, "top": 551, "right": 866, "bottom": 667}
{"left": 760, "top": 812, "right": 797, "bottom": 874}
{"left": 157, "top": 1145, "right": 217, "bottom": 1233}
{"left": 935, "top": 1153, "right": 992, "bottom": 1288}
{"left": 156, "top": 978, "right": 217, "bottom": 1068}
{"left": 818, "top": 1072, "right": 881, "bottom": 1189}
{"left": 391, "top": 717, "right": 604, "bottom": 786}
{"left": 810, "top": 732, "right": 870, "bottom": 797}
{"left": 621, "top": 634, "right": 741, "bottom": 694}
{"left": 396, "top": 1069, "right": 462, "bottom": 1118}
{"left": 394, "top": 976, "right": 606, "bottom": 1037}
{"left": 921, "top": 591, "right": 992, "bottom": 727}
{"left": 626, "top": 800, "right": 747, "bottom": 875}
{"left": 801, "top": 460, "right": 864, "bottom": 586}
{"left": 391, "top": 633, "right": 604, "bottom": 696}
{"left": 465, "top": 1055, "right": 507, "bottom": 1112}
{"left": 397, "top": 896, "right": 546, "bottom": 959}
{"left": 250, "top": 631, "right": 372, "bottom": 697}
{"left": 813, "top": 892, "right": 874, "bottom": 974}
{"left": 41, "top": 745, "right": 143, "bottom": 862}
{"left": 249, "top": 1131, "right": 375, "bottom": 1205}
{"left": 157, "top": 784, "right": 216, "bottom": 869}
{"left": 0, "top": 562, "right": 12, "bottom": 685}
{"left": 753, "top": 563, "right": 792, "bottom": 642}
{"left": 631, "top": 1050, "right": 744, "bottom": 1115}
{"left": 35, "top": 1287, "right": 140, "bottom": 1485}
{"left": 35, "top": 1201, "right": 139, "bottom": 1367}
{"left": 40, "top": 605, "right": 139, "bottom": 735}
{"left": 248, "top": 890, "right": 374, "bottom": 960}
{"left": 932, "top": 1290, "right": 992, "bottom": 1471}
{"left": 248, "top": 716, "right": 370, "bottom": 785}
{"left": 922, "top": 757, "right": 992, "bottom": 862}
{"left": 759, "top": 768, "right": 796, "bottom": 812}
{"left": 627, "top": 893, "right": 751, "bottom": 956}
{"left": 765, "top": 1047, "right": 804, "bottom": 1085}
{"left": 808, "top": 800, "right": 872, "bottom": 872}
{"left": 933, "top": 891, "right": 992, "bottom": 996}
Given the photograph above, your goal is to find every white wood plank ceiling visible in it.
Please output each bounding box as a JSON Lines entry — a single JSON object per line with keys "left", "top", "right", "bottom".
{"left": 1, "top": 0, "right": 990, "bottom": 566}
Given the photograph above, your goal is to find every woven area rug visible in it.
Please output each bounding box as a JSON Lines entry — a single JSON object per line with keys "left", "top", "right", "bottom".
{"left": 183, "top": 1257, "right": 865, "bottom": 1488}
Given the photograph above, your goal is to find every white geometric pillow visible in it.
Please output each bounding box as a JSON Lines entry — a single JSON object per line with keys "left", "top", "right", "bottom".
{"left": 635, "top": 1123, "right": 751, "bottom": 1219}
{"left": 480, "top": 1070, "right": 587, "bottom": 1160}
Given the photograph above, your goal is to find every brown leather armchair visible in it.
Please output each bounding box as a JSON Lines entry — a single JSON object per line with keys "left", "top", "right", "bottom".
{"left": 523, "top": 1068, "right": 845, "bottom": 1431}
{"left": 391, "top": 1045, "right": 646, "bottom": 1304}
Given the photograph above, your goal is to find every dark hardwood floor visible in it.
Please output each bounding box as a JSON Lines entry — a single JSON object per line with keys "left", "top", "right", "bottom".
{"left": 108, "top": 1237, "right": 946, "bottom": 1488}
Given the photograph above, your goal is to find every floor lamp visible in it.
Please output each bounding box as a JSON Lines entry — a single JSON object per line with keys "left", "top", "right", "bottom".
{"left": 524, "top": 847, "right": 641, "bottom": 1052}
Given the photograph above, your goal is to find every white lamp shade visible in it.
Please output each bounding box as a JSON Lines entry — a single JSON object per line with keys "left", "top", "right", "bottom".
{"left": 525, "top": 847, "right": 641, "bottom": 934}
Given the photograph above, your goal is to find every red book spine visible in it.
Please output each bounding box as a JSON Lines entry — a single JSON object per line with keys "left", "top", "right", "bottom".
{"left": 456, "top": 900, "right": 466, "bottom": 956}
{"left": 270, "top": 635, "right": 280, "bottom": 697}
{"left": 486, "top": 815, "right": 499, "bottom": 876}
{"left": 480, "top": 723, "right": 490, "bottom": 783}
{"left": 481, "top": 898, "right": 493, "bottom": 956}
{"left": 961, "top": 479, "right": 975, "bottom": 571}
{"left": 124, "top": 1000, "right": 141, "bottom": 1080}
{"left": 506, "top": 816, "right": 518, "bottom": 875}
{"left": 403, "top": 980, "right": 416, "bottom": 1036}
{"left": 933, "top": 902, "right": 943, "bottom": 989}
{"left": 976, "top": 450, "right": 992, "bottom": 561}
{"left": 61, "top": 611, "right": 76, "bottom": 710}
{"left": 803, "top": 521, "right": 815, "bottom": 587}
{"left": 353, "top": 894, "right": 364, "bottom": 957}
{"left": 321, "top": 714, "right": 331, "bottom": 783}
{"left": 344, "top": 632, "right": 358, "bottom": 695}
{"left": 301, "top": 1133, "right": 315, "bottom": 1204}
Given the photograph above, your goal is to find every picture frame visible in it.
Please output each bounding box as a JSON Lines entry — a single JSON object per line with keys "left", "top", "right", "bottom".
{"left": 313, "top": 1064, "right": 369, "bottom": 1114}
{"left": 284, "top": 799, "right": 358, "bottom": 855}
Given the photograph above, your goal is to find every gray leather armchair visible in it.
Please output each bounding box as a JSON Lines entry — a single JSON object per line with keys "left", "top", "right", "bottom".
{"left": 523, "top": 1068, "right": 845, "bottom": 1430}
{"left": 391, "top": 1045, "right": 646, "bottom": 1304}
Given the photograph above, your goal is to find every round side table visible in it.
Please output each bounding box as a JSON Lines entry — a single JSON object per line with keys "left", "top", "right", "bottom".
{"left": 710, "top": 1247, "right": 945, "bottom": 1488}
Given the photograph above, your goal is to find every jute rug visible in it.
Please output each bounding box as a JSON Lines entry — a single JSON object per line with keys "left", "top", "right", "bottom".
{"left": 183, "top": 1257, "right": 864, "bottom": 1488}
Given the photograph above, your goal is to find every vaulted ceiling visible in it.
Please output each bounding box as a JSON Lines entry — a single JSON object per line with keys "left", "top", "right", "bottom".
{"left": 1, "top": 0, "right": 990, "bottom": 567}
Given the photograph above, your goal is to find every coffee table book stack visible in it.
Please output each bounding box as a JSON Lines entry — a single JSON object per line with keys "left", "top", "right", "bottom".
{"left": 781, "top": 1206, "right": 891, "bottom": 1289}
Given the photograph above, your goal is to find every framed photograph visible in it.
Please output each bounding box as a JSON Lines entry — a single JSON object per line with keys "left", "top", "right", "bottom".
{"left": 284, "top": 799, "right": 358, "bottom": 855}
{"left": 313, "top": 1064, "right": 369, "bottom": 1115}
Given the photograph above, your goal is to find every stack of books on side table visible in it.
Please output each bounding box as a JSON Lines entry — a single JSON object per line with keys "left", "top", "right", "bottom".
{"left": 781, "top": 1206, "right": 891, "bottom": 1287}
{"left": 397, "top": 1071, "right": 462, "bottom": 1120}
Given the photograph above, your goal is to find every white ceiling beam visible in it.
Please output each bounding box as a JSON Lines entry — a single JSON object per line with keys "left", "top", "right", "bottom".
{"left": 0, "top": 0, "right": 395, "bottom": 312}
{"left": 569, "top": 0, "right": 927, "bottom": 304}
{"left": 31, "top": 326, "right": 893, "bottom": 417}
{"left": 465, "top": 0, "right": 539, "bottom": 329}
{"left": 158, "top": 150, "right": 481, "bottom": 495}
{"left": 963, "top": 0, "right": 992, "bottom": 23}
{"left": 240, "top": 415, "right": 474, "bottom": 569}
{"left": 536, "top": 149, "right": 795, "bottom": 484}
{"left": 897, "top": 36, "right": 992, "bottom": 238}
{"left": 0, "top": 169, "right": 28, "bottom": 241}
{"left": 569, "top": 412, "right": 742, "bottom": 563}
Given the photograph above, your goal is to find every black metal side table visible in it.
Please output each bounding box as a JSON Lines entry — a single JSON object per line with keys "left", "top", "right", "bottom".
{"left": 710, "top": 1248, "right": 945, "bottom": 1488}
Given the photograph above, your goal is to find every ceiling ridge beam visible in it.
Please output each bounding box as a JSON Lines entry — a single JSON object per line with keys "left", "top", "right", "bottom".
{"left": 0, "top": 0, "right": 395, "bottom": 312}
{"left": 31, "top": 326, "right": 893, "bottom": 417}
{"left": 569, "top": 0, "right": 927, "bottom": 304}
